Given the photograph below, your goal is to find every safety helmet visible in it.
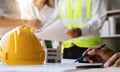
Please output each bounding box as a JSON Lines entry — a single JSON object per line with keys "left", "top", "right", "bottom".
{"left": 0, "top": 26, "right": 45, "bottom": 65}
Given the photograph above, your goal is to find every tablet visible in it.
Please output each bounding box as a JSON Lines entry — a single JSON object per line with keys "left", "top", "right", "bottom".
{"left": 76, "top": 64, "right": 103, "bottom": 68}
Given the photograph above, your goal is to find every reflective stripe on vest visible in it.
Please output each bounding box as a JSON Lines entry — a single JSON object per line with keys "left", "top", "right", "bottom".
{"left": 59, "top": 0, "right": 101, "bottom": 50}
{"left": 61, "top": 37, "right": 101, "bottom": 53}
{"left": 59, "top": 0, "right": 92, "bottom": 29}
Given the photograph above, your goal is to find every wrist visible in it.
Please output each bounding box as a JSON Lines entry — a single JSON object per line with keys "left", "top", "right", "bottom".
{"left": 77, "top": 28, "right": 82, "bottom": 37}
{"left": 21, "top": 20, "right": 27, "bottom": 25}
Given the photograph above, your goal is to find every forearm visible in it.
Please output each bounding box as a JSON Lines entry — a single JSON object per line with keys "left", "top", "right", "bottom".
{"left": 0, "top": 16, "right": 24, "bottom": 28}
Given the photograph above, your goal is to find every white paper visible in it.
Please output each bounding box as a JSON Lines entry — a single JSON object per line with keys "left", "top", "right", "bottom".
{"left": 69, "top": 67, "right": 120, "bottom": 72}
{"left": 35, "top": 20, "right": 71, "bottom": 41}
{"left": 0, "top": 61, "right": 103, "bottom": 72}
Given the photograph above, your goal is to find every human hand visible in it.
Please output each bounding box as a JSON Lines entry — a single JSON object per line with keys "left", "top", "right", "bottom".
{"left": 104, "top": 52, "right": 120, "bottom": 67}
{"left": 82, "top": 46, "right": 114, "bottom": 64}
{"left": 66, "top": 28, "right": 81, "bottom": 38}
{"left": 25, "top": 19, "right": 41, "bottom": 31}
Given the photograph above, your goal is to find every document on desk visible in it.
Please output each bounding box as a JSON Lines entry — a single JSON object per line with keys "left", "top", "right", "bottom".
{"left": 35, "top": 20, "right": 71, "bottom": 41}
{"left": 0, "top": 62, "right": 106, "bottom": 72}
{"left": 68, "top": 67, "right": 120, "bottom": 72}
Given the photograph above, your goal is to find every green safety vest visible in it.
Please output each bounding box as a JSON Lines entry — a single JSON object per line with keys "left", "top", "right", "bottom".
{"left": 59, "top": 0, "right": 101, "bottom": 52}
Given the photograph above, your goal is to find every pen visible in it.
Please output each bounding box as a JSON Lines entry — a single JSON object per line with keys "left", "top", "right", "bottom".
{"left": 73, "top": 44, "right": 106, "bottom": 63}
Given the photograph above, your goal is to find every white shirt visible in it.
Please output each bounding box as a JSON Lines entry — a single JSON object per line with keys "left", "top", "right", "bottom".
{"left": 43, "top": 0, "right": 107, "bottom": 37}
{"left": 27, "top": 4, "right": 60, "bottom": 48}
{"left": 23, "top": 4, "right": 54, "bottom": 26}
{"left": 35, "top": 5, "right": 54, "bottom": 26}
{"left": 0, "top": 0, "right": 20, "bottom": 18}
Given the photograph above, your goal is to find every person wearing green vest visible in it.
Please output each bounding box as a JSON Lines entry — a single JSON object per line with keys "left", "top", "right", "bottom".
{"left": 61, "top": 0, "right": 107, "bottom": 59}
{"left": 41, "top": 0, "right": 107, "bottom": 59}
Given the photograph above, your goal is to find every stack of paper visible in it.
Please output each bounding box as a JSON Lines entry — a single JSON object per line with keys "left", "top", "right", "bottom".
{"left": 35, "top": 20, "right": 70, "bottom": 41}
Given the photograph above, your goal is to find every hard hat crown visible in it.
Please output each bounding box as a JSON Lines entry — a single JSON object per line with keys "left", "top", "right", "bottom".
{"left": 0, "top": 26, "right": 45, "bottom": 65}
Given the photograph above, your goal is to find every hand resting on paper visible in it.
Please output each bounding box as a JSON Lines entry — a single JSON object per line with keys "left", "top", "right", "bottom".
{"left": 104, "top": 52, "right": 120, "bottom": 67}
{"left": 82, "top": 46, "right": 118, "bottom": 67}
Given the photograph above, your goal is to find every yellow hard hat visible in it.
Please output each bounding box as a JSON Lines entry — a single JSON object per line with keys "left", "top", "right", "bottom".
{"left": 0, "top": 26, "right": 45, "bottom": 65}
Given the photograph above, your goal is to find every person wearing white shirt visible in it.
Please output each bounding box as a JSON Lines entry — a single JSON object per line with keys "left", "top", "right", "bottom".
{"left": 0, "top": 0, "right": 41, "bottom": 37}
{"left": 25, "top": 0, "right": 59, "bottom": 48}
{"left": 42, "top": 0, "right": 107, "bottom": 59}
{"left": 31, "top": 0, "right": 54, "bottom": 27}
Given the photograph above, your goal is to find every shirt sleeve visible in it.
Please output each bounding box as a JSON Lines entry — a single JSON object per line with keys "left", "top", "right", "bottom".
{"left": 0, "top": 0, "right": 4, "bottom": 17}
{"left": 0, "top": 0, "right": 20, "bottom": 18}
{"left": 40, "top": 1, "right": 60, "bottom": 30}
{"left": 0, "top": 8, "right": 4, "bottom": 17}
{"left": 80, "top": 0, "right": 107, "bottom": 36}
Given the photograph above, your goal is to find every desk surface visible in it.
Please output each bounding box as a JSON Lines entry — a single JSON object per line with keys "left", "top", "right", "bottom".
{"left": 0, "top": 59, "right": 120, "bottom": 72}
{"left": 68, "top": 67, "right": 120, "bottom": 72}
